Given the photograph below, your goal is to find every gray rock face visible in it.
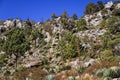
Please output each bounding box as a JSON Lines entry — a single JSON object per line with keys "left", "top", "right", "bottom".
{"left": 84, "top": 11, "right": 103, "bottom": 27}
{"left": 75, "top": 29, "right": 106, "bottom": 41}
{"left": 90, "top": 18, "right": 102, "bottom": 26}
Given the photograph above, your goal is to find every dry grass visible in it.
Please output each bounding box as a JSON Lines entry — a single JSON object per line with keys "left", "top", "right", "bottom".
{"left": 85, "top": 60, "right": 120, "bottom": 74}
{"left": 55, "top": 68, "right": 78, "bottom": 80}
{"left": 15, "top": 67, "right": 48, "bottom": 80}
{"left": 55, "top": 72, "right": 67, "bottom": 80}
{"left": 80, "top": 73, "right": 95, "bottom": 80}
{"left": 66, "top": 68, "right": 78, "bottom": 76}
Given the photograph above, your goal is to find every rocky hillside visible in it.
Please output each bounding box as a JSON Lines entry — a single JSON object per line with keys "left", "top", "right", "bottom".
{"left": 0, "top": 1, "right": 120, "bottom": 80}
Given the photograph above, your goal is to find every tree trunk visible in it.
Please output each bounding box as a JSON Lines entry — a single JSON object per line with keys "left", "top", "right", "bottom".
{"left": 15, "top": 54, "right": 18, "bottom": 70}
{"left": 35, "top": 39, "right": 36, "bottom": 47}
{"left": 77, "top": 43, "right": 81, "bottom": 56}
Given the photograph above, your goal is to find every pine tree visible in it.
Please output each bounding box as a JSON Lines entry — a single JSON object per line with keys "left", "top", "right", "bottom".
{"left": 3, "top": 28, "right": 30, "bottom": 69}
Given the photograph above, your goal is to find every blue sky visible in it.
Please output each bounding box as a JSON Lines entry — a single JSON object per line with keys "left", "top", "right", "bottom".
{"left": 0, "top": 0, "right": 111, "bottom": 21}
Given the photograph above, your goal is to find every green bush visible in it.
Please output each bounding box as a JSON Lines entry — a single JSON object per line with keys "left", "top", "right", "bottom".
{"left": 62, "top": 65, "right": 71, "bottom": 71}
{"left": 55, "top": 66, "right": 61, "bottom": 73}
{"left": 76, "top": 18, "right": 87, "bottom": 31}
{"left": 112, "top": 9, "right": 120, "bottom": 16}
{"left": 3, "top": 70, "right": 10, "bottom": 76}
{"left": 99, "top": 19, "right": 106, "bottom": 28}
{"left": 0, "top": 38, "right": 4, "bottom": 51}
{"left": 18, "top": 66, "right": 26, "bottom": 72}
{"left": 101, "top": 9, "right": 108, "bottom": 15}
{"left": 84, "top": 2, "right": 98, "bottom": 15}
{"left": 110, "top": 66, "right": 120, "bottom": 78}
{"left": 106, "top": 17, "right": 120, "bottom": 34}
{"left": 101, "top": 32, "right": 112, "bottom": 50}
{"left": 2, "top": 28, "right": 30, "bottom": 69}
{"left": 0, "top": 54, "right": 6, "bottom": 67}
{"left": 104, "top": 77, "right": 112, "bottom": 80}
{"left": 72, "top": 14, "right": 78, "bottom": 20}
{"left": 102, "top": 67, "right": 120, "bottom": 78}
{"left": 67, "top": 76, "right": 75, "bottom": 80}
{"left": 46, "top": 74, "right": 55, "bottom": 80}
{"left": 101, "top": 49, "right": 113, "bottom": 61}
{"left": 108, "top": 38, "right": 120, "bottom": 48}
{"left": 42, "top": 65, "right": 53, "bottom": 71}
{"left": 76, "top": 66, "right": 85, "bottom": 73}
{"left": 56, "top": 31, "right": 78, "bottom": 60}
{"left": 51, "top": 13, "right": 57, "bottom": 20}
{"left": 103, "top": 69, "right": 113, "bottom": 77}
{"left": 97, "top": 1, "right": 104, "bottom": 11}
{"left": 96, "top": 68, "right": 106, "bottom": 77}
{"left": 42, "top": 57, "right": 49, "bottom": 65}
{"left": 96, "top": 67, "right": 120, "bottom": 78}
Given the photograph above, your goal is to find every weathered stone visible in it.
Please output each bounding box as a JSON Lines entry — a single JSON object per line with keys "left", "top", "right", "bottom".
{"left": 84, "top": 59, "right": 96, "bottom": 67}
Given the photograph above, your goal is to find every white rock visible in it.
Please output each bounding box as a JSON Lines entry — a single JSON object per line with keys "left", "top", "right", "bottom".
{"left": 11, "top": 54, "right": 16, "bottom": 59}
{"left": 24, "top": 61, "right": 39, "bottom": 68}
{"left": 82, "top": 43, "right": 91, "bottom": 49}
{"left": 90, "top": 18, "right": 102, "bottom": 26}
{"left": 26, "top": 77, "right": 29, "bottom": 80}
{"left": 4, "top": 20, "right": 14, "bottom": 28}
{"left": 15, "top": 19, "right": 22, "bottom": 28}
{"left": 0, "top": 51, "right": 5, "bottom": 55}
{"left": 55, "top": 17, "right": 61, "bottom": 22}
{"left": 84, "top": 59, "right": 95, "bottom": 67}
{"left": 69, "top": 59, "right": 80, "bottom": 67}
{"left": 49, "top": 47, "right": 54, "bottom": 53}
{"left": 75, "top": 76, "right": 80, "bottom": 80}
{"left": 113, "top": 78, "right": 120, "bottom": 80}
{"left": 105, "top": 1, "right": 113, "bottom": 9}
{"left": 44, "top": 32, "right": 51, "bottom": 42}
{"left": 116, "top": 3, "right": 120, "bottom": 9}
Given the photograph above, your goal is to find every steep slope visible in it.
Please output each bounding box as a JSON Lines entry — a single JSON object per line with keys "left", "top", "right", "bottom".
{"left": 0, "top": 1, "right": 120, "bottom": 80}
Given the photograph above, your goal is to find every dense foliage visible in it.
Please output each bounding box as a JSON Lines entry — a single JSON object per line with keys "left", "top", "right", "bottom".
{"left": 2, "top": 28, "right": 30, "bottom": 68}
{"left": 76, "top": 18, "right": 87, "bottom": 31}
{"left": 84, "top": 2, "right": 98, "bottom": 15}
{"left": 56, "top": 31, "right": 78, "bottom": 60}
